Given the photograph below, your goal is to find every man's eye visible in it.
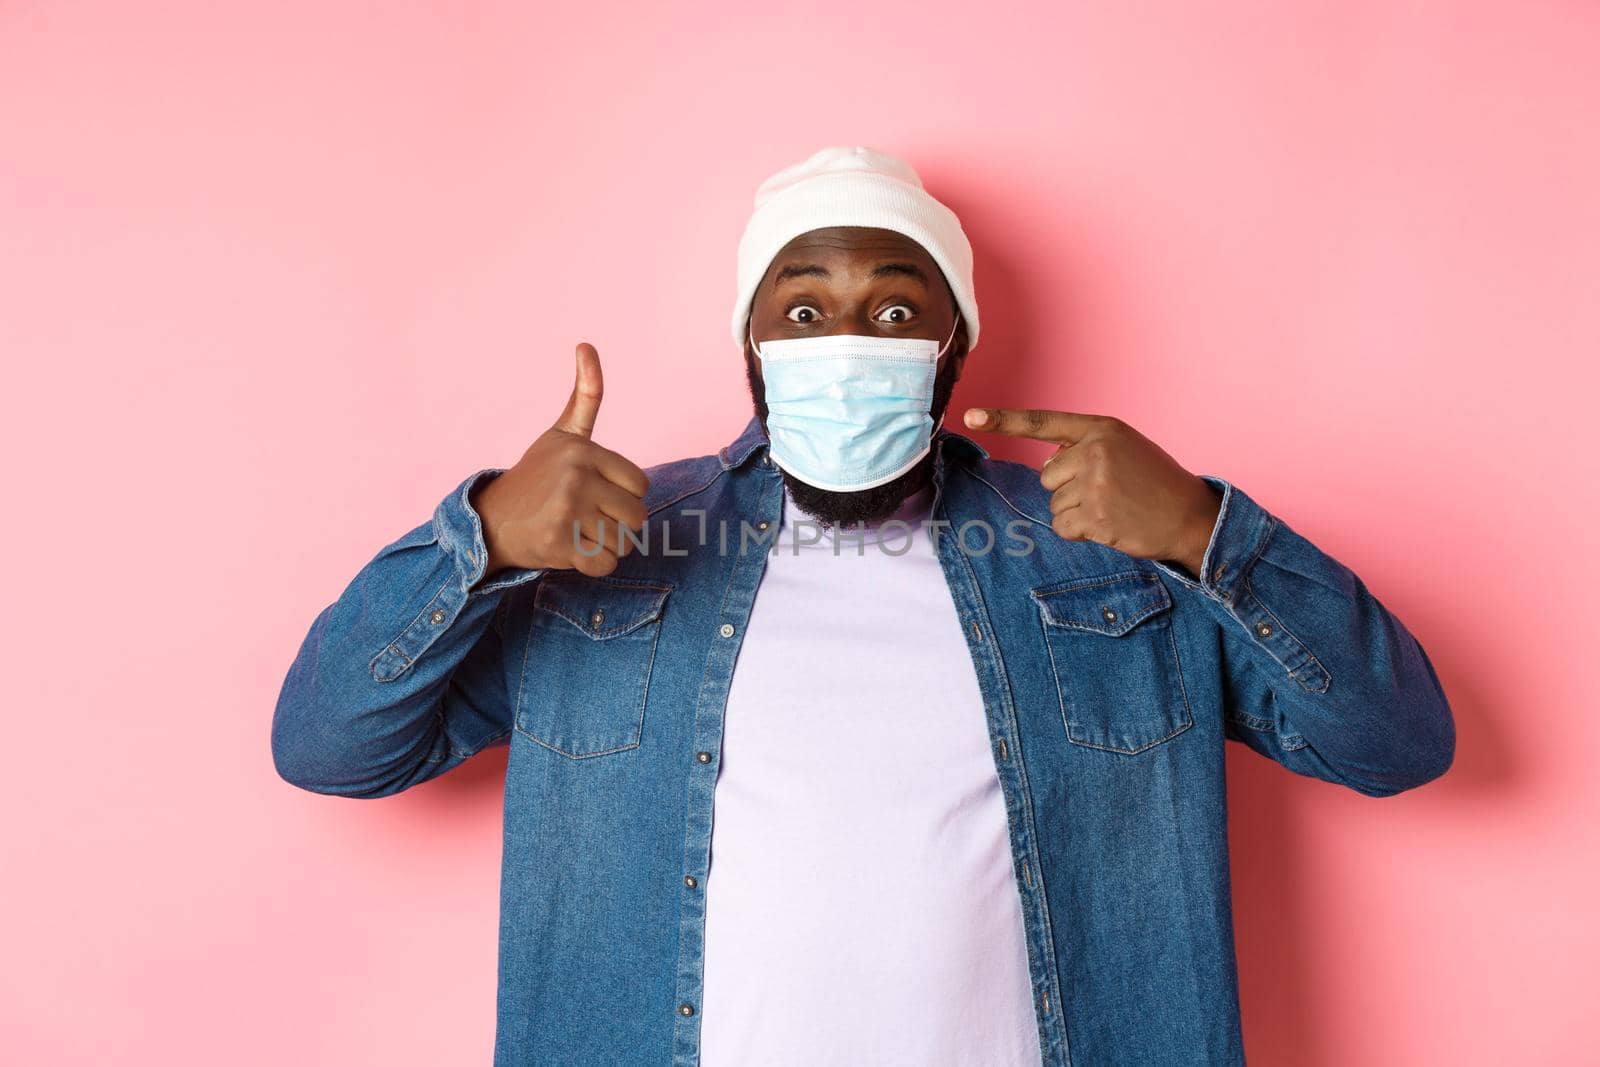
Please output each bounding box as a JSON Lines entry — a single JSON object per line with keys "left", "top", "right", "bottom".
{"left": 876, "top": 304, "right": 915, "bottom": 324}
{"left": 785, "top": 305, "right": 821, "bottom": 324}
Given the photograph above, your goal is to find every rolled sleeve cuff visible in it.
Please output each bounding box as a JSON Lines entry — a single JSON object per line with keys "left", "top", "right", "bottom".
{"left": 434, "top": 467, "right": 547, "bottom": 598}
{"left": 1152, "top": 475, "right": 1275, "bottom": 605}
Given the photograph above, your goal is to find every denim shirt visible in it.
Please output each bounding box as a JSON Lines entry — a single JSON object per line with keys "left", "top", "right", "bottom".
{"left": 272, "top": 414, "right": 1455, "bottom": 1066}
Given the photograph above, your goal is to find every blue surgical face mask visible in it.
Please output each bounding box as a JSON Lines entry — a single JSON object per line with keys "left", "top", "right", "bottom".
{"left": 748, "top": 312, "right": 962, "bottom": 493}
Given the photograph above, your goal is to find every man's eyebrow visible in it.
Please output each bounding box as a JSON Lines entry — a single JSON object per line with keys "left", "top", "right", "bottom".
{"left": 869, "top": 262, "right": 929, "bottom": 285}
{"left": 773, "top": 263, "right": 830, "bottom": 286}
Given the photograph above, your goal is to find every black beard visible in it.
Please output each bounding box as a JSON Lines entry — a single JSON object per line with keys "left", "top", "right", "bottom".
{"left": 743, "top": 348, "right": 961, "bottom": 528}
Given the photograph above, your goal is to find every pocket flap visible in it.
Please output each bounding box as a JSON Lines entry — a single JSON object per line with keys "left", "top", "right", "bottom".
{"left": 1031, "top": 571, "right": 1172, "bottom": 636}
{"left": 533, "top": 573, "right": 672, "bottom": 639}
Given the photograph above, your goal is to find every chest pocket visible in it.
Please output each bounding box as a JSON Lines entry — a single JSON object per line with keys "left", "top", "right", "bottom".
{"left": 514, "top": 573, "right": 673, "bottom": 759}
{"left": 1030, "top": 571, "right": 1193, "bottom": 755}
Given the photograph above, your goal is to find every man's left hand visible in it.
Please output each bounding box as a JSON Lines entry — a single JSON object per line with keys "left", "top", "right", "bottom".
{"left": 963, "top": 406, "right": 1223, "bottom": 579}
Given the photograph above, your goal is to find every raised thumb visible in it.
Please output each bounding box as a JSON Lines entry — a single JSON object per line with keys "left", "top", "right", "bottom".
{"left": 552, "top": 342, "right": 604, "bottom": 438}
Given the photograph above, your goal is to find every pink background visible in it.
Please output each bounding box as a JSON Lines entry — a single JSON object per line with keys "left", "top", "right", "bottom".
{"left": 4, "top": 2, "right": 1597, "bottom": 1064}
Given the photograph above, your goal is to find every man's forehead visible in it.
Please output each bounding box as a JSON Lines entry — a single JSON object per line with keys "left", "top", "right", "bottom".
{"left": 777, "top": 225, "right": 933, "bottom": 259}
{"left": 765, "top": 227, "right": 939, "bottom": 288}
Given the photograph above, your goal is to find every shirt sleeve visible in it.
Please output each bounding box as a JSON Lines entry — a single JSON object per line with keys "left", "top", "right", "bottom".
{"left": 1151, "top": 475, "right": 1456, "bottom": 797}
{"left": 271, "top": 467, "right": 544, "bottom": 798}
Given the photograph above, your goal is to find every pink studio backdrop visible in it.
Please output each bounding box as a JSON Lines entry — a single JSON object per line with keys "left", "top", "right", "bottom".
{"left": 3, "top": 3, "right": 1596, "bottom": 1064}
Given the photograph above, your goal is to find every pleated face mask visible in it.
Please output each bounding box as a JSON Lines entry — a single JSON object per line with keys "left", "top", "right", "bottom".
{"left": 750, "top": 312, "right": 961, "bottom": 493}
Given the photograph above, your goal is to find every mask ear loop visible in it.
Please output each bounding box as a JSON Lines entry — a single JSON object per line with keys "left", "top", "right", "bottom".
{"left": 931, "top": 308, "right": 963, "bottom": 434}
{"left": 936, "top": 308, "right": 963, "bottom": 359}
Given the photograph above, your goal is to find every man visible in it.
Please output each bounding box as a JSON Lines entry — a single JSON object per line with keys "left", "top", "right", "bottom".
{"left": 272, "top": 146, "right": 1455, "bottom": 1066}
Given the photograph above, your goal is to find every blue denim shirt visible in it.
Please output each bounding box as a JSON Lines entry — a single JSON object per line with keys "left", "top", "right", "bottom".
{"left": 272, "top": 414, "right": 1454, "bottom": 1066}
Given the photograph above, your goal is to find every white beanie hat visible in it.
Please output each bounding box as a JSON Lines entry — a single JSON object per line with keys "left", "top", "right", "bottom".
{"left": 732, "top": 145, "right": 980, "bottom": 351}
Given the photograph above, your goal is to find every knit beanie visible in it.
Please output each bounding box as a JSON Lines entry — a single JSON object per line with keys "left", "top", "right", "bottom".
{"left": 731, "top": 145, "right": 980, "bottom": 351}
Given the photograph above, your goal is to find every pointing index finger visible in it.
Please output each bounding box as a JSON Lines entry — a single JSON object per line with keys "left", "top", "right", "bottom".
{"left": 963, "top": 407, "right": 1099, "bottom": 444}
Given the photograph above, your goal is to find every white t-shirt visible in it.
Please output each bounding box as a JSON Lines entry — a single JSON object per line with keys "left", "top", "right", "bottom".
{"left": 699, "top": 481, "right": 1042, "bottom": 1066}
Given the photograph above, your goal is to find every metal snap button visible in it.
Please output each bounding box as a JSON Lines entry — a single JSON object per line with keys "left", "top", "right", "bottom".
{"left": 430, "top": 609, "right": 446, "bottom": 625}
{"left": 696, "top": 751, "right": 712, "bottom": 763}
{"left": 757, "top": 520, "right": 770, "bottom": 531}
{"left": 684, "top": 875, "right": 698, "bottom": 888}
{"left": 719, "top": 623, "right": 735, "bottom": 638}
{"left": 1102, "top": 607, "right": 1117, "bottom": 623}
{"left": 590, "top": 608, "right": 605, "bottom": 628}
{"left": 1256, "top": 622, "right": 1273, "bottom": 637}
{"left": 678, "top": 1003, "right": 695, "bottom": 1017}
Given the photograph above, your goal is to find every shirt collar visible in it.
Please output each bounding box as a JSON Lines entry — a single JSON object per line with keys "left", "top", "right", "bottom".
{"left": 717, "top": 414, "right": 771, "bottom": 470}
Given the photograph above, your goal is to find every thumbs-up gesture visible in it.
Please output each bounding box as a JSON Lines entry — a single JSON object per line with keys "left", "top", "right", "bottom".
{"left": 962, "top": 407, "right": 1222, "bottom": 579}
{"left": 471, "top": 343, "right": 650, "bottom": 578}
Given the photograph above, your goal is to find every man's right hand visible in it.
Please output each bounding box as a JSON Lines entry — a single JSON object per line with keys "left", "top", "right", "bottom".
{"left": 470, "top": 343, "right": 650, "bottom": 579}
